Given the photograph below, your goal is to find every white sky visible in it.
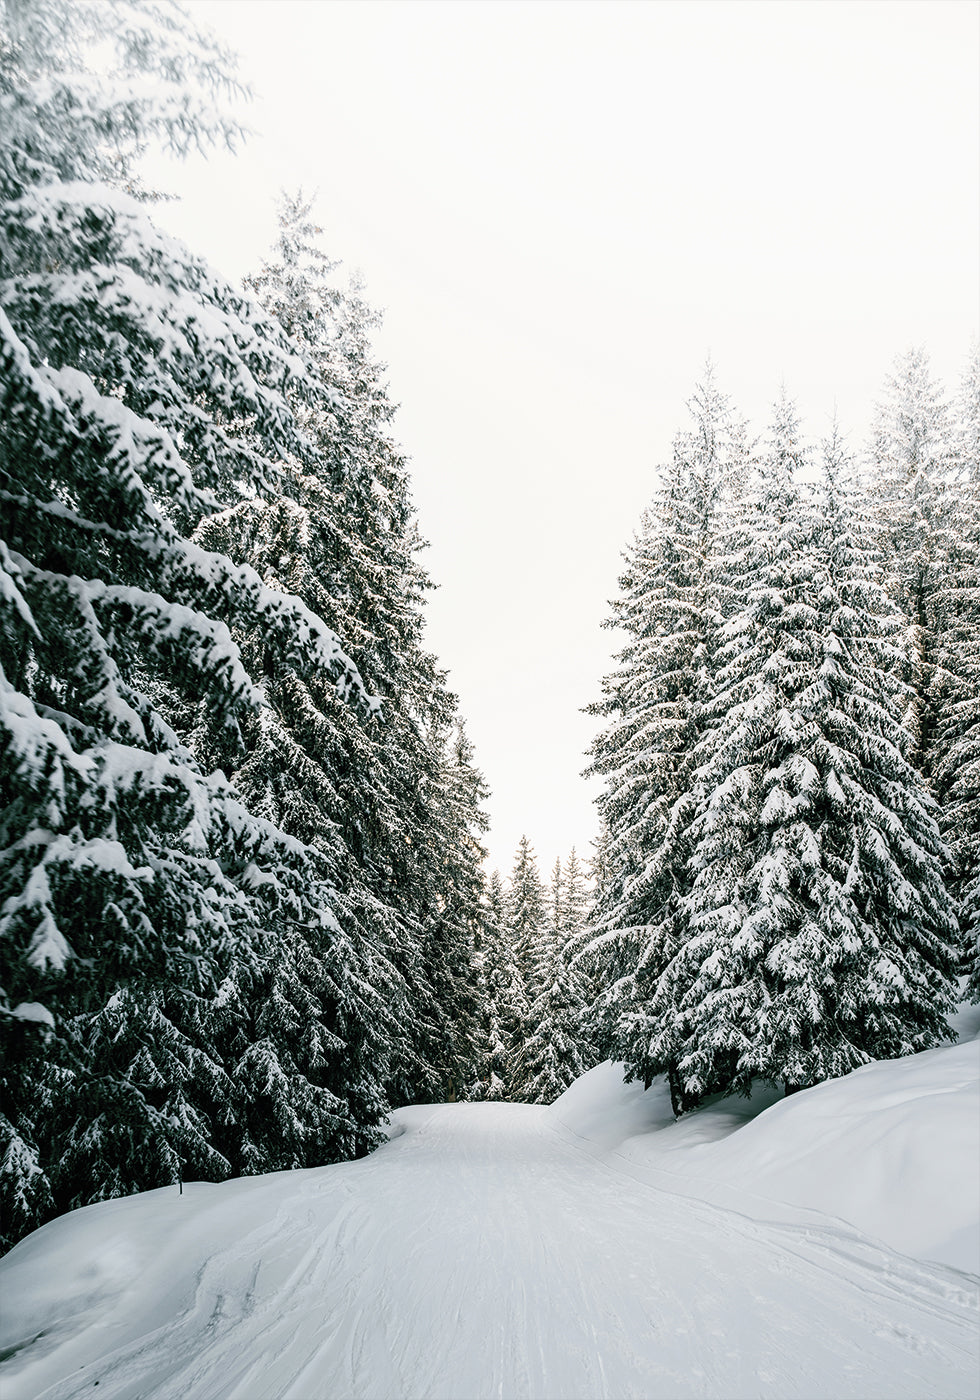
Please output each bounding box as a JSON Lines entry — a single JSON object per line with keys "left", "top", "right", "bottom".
{"left": 152, "top": 0, "right": 979, "bottom": 879}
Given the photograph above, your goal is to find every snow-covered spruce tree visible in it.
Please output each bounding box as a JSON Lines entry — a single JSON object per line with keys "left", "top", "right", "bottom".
{"left": 219, "top": 195, "right": 489, "bottom": 1107}
{"left": 953, "top": 345, "right": 980, "bottom": 488}
{"left": 867, "top": 348, "right": 958, "bottom": 782}
{"left": 933, "top": 348, "right": 980, "bottom": 994}
{"left": 543, "top": 856, "right": 565, "bottom": 985}
{"left": 473, "top": 870, "right": 519, "bottom": 1100}
{"left": 0, "top": 0, "right": 388, "bottom": 1247}
{"left": 503, "top": 835, "right": 545, "bottom": 1096}
{"left": 584, "top": 366, "right": 740, "bottom": 1072}
{"left": 868, "top": 347, "right": 980, "bottom": 995}
{"left": 564, "top": 831, "right": 611, "bottom": 1063}
{"left": 640, "top": 397, "right": 959, "bottom": 1113}
{"left": 559, "top": 843, "right": 592, "bottom": 1046}
{"left": 414, "top": 719, "right": 488, "bottom": 1100}
{"left": 518, "top": 850, "right": 593, "bottom": 1104}
{"left": 506, "top": 836, "right": 546, "bottom": 999}
{"left": 562, "top": 847, "right": 588, "bottom": 929}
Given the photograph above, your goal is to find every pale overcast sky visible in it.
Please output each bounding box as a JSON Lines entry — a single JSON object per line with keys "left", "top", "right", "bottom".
{"left": 153, "top": 0, "right": 979, "bottom": 879}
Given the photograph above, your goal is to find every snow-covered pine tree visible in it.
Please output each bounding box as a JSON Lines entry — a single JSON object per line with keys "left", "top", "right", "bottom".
{"left": 584, "top": 366, "right": 739, "bottom": 1076}
{"left": 544, "top": 856, "right": 565, "bottom": 984}
{"left": 503, "top": 835, "right": 545, "bottom": 1095}
{"left": 0, "top": 0, "right": 387, "bottom": 1247}
{"left": 560, "top": 845, "right": 590, "bottom": 946}
{"left": 228, "top": 195, "right": 489, "bottom": 1107}
{"left": 564, "top": 831, "right": 610, "bottom": 1064}
{"left": 190, "top": 201, "right": 418, "bottom": 1125}
{"left": 413, "top": 719, "right": 489, "bottom": 1100}
{"left": 559, "top": 858, "right": 596, "bottom": 1081}
{"left": 933, "top": 347, "right": 980, "bottom": 995}
{"left": 565, "top": 817, "right": 613, "bottom": 1030}
{"left": 642, "top": 397, "right": 959, "bottom": 1113}
{"left": 867, "top": 348, "right": 958, "bottom": 781}
{"left": 953, "top": 345, "right": 980, "bottom": 488}
{"left": 867, "top": 347, "right": 980, "bottom": 997}
{"left": 506, "top": 836, "right": 546, "bottom": 1000}
{"left": 473, "top": 870, "right": 514, "bottom": 1101}
{"left": 517, "top": 848, "right": 594, "bottom": 1104}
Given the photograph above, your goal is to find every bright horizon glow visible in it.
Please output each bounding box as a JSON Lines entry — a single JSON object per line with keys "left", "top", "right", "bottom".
{"left": 148, "top": 0, "right": 979, "bottom": 879}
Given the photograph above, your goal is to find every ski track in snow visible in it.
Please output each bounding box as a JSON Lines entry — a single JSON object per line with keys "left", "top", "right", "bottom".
{"left": 5, "top": 1102, "right": 978, "bottom": 1400}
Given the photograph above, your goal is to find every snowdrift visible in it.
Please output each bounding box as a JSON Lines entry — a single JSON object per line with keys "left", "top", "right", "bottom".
{"left": 546, "top": 1010, "right": 980, "bottom": 1275}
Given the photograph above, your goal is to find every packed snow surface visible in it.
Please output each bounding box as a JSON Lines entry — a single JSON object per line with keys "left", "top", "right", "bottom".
{"left": 547, "top": 1037, "right": 980, "bottom": 1275}
{"left": 1, "top": 1043, "right": 978, "bottom": 1400}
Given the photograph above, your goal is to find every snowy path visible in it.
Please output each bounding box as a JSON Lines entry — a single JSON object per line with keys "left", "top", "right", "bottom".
{"left": 4, "top": 1101, "right": 979, "bottom": 1400}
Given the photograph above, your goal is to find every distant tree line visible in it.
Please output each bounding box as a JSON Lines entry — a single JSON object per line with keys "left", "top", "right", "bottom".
{"left": 471, "top": 837, "right": 596, "bottom": 1105}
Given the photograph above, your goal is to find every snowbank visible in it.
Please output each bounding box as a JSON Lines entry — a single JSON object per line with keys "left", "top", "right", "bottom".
{"left": 546, "top": 1016, "right": 980, "bottom": 1276}
{"left": 0, "top": 1169, "right": 322, "bottom": 1370}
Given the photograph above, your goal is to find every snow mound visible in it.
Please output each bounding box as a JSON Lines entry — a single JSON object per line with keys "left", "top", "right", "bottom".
{"left": 0, "top": 1170, "right": 318, "bottom": 1369}
{"left": 546, "top": 1037, "right": 980, "bottom": 1275}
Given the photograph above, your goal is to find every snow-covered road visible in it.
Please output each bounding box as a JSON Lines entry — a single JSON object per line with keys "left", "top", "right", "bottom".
{"left": 4, "top": 1101, "right": 978, "bottom": 1400}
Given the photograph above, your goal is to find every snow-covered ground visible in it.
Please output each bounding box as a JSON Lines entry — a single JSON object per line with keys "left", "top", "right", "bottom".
{"left": 1, "top": 1020, "right": 978, "bottom": 1400}
{"left": 548, "top": 1000, "right": 980, "bottom": 1276}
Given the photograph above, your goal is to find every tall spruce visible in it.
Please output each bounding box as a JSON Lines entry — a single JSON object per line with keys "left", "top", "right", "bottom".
{"left": 518, "top": 849, "right": 593, "bottom": 1104}
{"left": 503, "top": 835, "right": 545, "bottom": 1091}
{"left": 565, "top": 831, "right": 612, "bottom": 1064}
{"left": 203, "top": 193, "right": 493, "bottom": 1109}
{"left": 585, "top": 366, "right": 739, "bottom": 1073}
{"left": 934, "top": 348, "right": 980, "bottom": 992}
{"left": 637, "top": 397, "right": 959, "bottom": 1111}
{"left": 867, "top": 348, "right": 957, "bottom": 779}
{"left": 474, "top": 870, "right": 518, "bottom": 1101}
{"left": 416, "top": 719, "right": 488, "bottom": 1100}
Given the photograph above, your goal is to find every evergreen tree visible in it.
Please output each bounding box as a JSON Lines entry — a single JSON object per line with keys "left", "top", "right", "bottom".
{"left": 565, "top": 831, "right": 611, "bottom": 1063}
{"left": 235, "top": 195, "right": 488, "bottom": 1109}
{"left": 934, "top": 348, "right": 980, "bottom": 993}
{"left": 502, "top": 836, "right": 544, "bottom": 1093}
{"left": 867, "top": 348, "right": 957, "bottom": 779}
{"left": 560, "top": 849, "right": 590, "bottom": 975}
{"left": 0, "top": 0, "right": 390, "bottom": 1246}
{"left": 868, "top": 348, "right": 980, "bottom": 996}
{"left": 953, "top": 345, "right": 980, "bottom": 486}
{"left": 585, "top": 365, "right": 741, "bottom": 1072}
{"left": 518, "top": 848, "right": 593, "bottom": 1104}
{"left": 473, "top": 870, "right": 515, "bottom": 1101}
{"left": 544, "top": 856, "right": 565, "bottom": 983}
{"left": 642, "top": 400, "right": 959, "bottom": 1112}
{"left": 414, "top": 719, "right": 488, "bottom": 1100}
{"left": 506, "top": 836, "right": 545, "bottom": 1002}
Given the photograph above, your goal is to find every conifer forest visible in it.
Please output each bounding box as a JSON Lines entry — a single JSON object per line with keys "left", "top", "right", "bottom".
{"left": 1, "top": 0, "right": 977, "bottom": 1266}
